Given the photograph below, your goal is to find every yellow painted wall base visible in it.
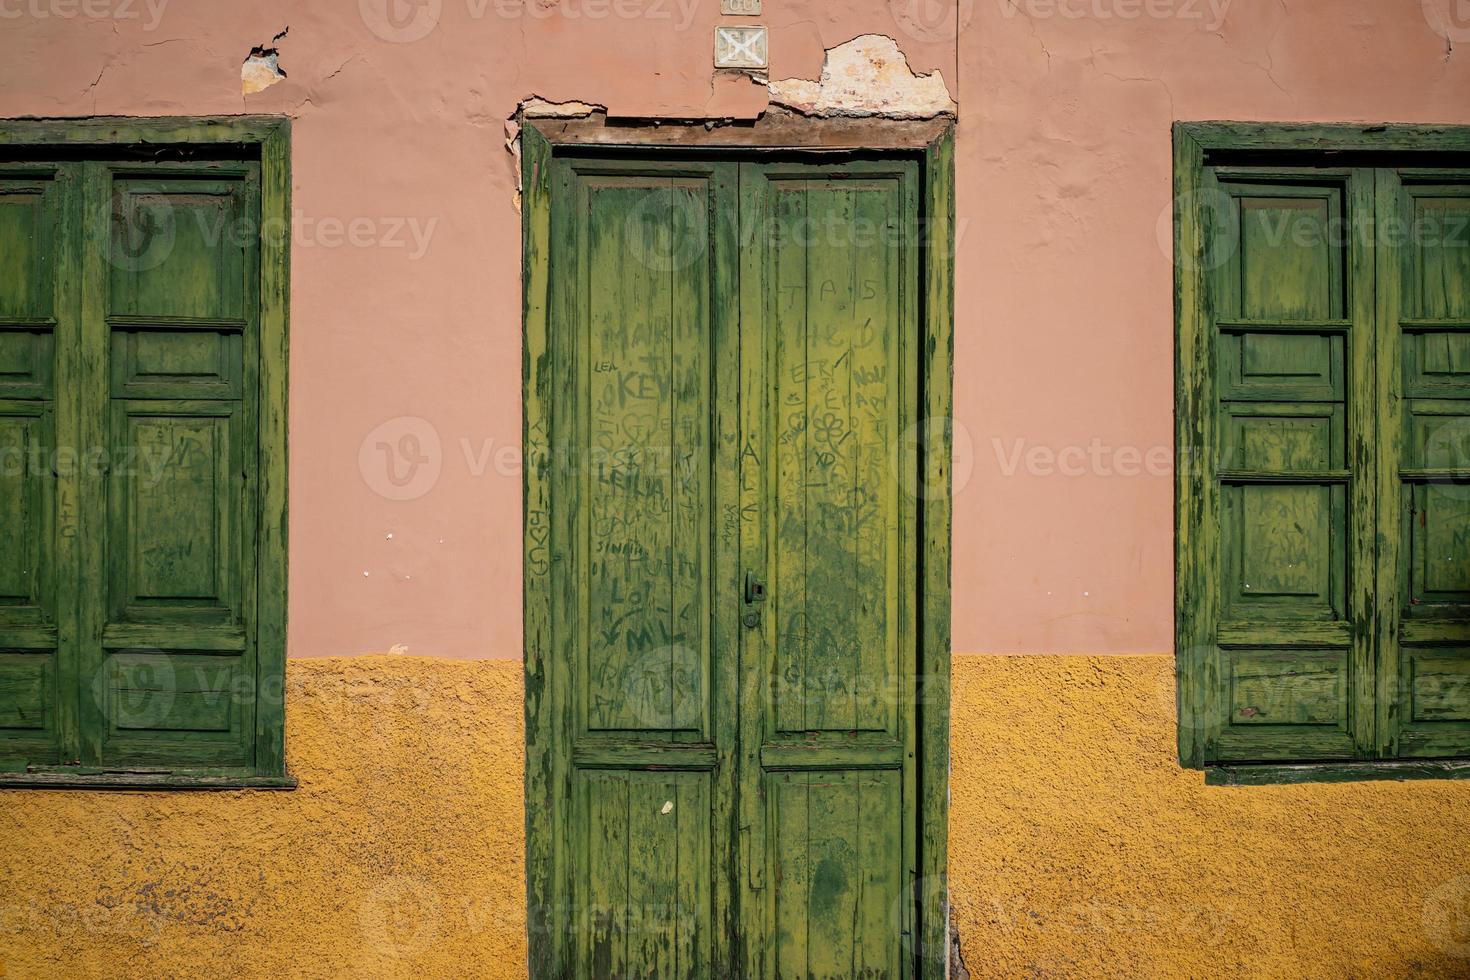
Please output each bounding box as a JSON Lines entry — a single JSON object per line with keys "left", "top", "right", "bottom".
{"left": 949, "top": 655, "right": 1470, "bottom": 979}
{"left": 2, "top": 654, "right": 1468, "bottom": 978}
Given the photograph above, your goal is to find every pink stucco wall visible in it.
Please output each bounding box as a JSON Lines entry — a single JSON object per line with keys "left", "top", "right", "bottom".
{"left": 3, "top": 0, "right": 1468, "bottom": 659}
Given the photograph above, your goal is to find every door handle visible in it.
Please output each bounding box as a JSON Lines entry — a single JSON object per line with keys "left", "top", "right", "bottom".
{"left": 743, "top": 572, "right": 766, "bottom": 628}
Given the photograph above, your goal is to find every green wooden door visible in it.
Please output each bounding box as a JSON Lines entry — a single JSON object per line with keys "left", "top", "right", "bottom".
{"left": 530, "top": 155, "right": 925, "bottom": 977}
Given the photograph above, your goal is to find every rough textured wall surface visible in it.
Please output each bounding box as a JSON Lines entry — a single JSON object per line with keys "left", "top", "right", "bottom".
{"left": 4, "top": 655, "right": 1469, "bottom": 978}
{"left": 950, "top": 655, "right": 1470, "bottom": 979}
{"left": 0, "top": 658, "right": 528, "bottom": 979}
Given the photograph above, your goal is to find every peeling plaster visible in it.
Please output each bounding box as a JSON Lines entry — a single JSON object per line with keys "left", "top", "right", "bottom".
{"left": 504, "top": 97, "right": 608, "bottom": 214}
{"left": 242, "top": 28, "right": 288, "bottom": 96}
{"left": 769, "top": 34, "right": 956, "bottom": 120}
{"left": 519, "top": 97, "right": 605, "bottom": 118}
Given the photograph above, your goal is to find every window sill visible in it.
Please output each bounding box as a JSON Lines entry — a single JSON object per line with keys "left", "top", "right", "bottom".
{"left": 1206, "top": 759, "right": 1470, "bottom": 786}
{"left": 0, "top": 767, "right": 298, "bottom": 791}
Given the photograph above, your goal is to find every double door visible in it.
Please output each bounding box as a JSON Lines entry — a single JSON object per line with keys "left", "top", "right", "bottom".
{"left": 529, "top": 155, "right": 929, "bottom": 977}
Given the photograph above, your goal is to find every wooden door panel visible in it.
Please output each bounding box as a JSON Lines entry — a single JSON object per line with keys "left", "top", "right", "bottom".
{"left": 770, "top": 770, "right": 904, "bottom": 980}
{"left": 579, "top": 769, "right": 712, "bottom": 979}
{"left": 550, "top": 160, "right": 739, "bottom": 978}
{"left": 0, "top": 149, "right": 280, "bottom": 783}
{"left": 1234, "top": 194, "right": 1338, "bottom": 320}
{"left": 0, "top": 404, "right": 53, "bottom": 621}
{"left": 86, "top": 164, "right": 260, "bottom": 768}
{"left": 741, "top": 162, "right": 920, "bottom": 978}
{"left": 538, "top": 155, "right": 928, "bottom": 977}
{"left": 577, "top": 175, "right": 713, "bottom": 737}
{"left": 97, "top": 650, "right": 250, "bottom": 767}
{"left": 0, "top": 176, "right": 56, "bottom": 321}
{"left": 765, "top": 177, "right": 904, "bottom": 738}
{"left": 0, "top": 330, "right": 54, "bottom": 399}
{"left": 1407, "top": 194, "right": 1470, "bottom": 319}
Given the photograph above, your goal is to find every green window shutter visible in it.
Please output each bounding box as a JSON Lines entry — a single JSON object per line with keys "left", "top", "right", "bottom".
{"left": 1204, "top": 171, "right": 1372, "bottom": 764}
{"left": 1179, "top": 136, "right": 1470, "bottom": 774}
{"left": 1378, "top": 170, "right": 1470, "bottom": 760}
{"left": 0, "top": 123, "right": 289, "bottom": 788}
{"left": 0, "top": 169, "right": 63, "bottom": 769}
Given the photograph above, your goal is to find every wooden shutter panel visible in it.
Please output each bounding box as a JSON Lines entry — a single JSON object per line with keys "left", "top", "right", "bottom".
{"left": 0, "top": 171, "right": 63, "bottom": 768}
{"left": 87, "top": 167, "right": 260, "bottom": 769}
{"left": 1203, "top": 170, "right": 1376, "bottom": 763}
{"left": 1378, "top": 170, "right": 1470, "bottom": 759}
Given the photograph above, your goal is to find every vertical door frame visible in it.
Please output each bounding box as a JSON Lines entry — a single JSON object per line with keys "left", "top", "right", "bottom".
{"left": 1173, "top": 121, "right": 1470, "bottom": 782}
{"left": 521, "top": 115, "right": 955, "bottom": 977}
{"left": 0, "top": 116, "right": 291, "bottom": 788}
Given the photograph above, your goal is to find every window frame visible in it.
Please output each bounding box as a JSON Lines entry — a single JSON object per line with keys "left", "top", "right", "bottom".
{"left": 1174, "top": 121, "right": 1470, "bottom": 785}
{"left": 0, "top": 116, "right": 292, "bottom": 790}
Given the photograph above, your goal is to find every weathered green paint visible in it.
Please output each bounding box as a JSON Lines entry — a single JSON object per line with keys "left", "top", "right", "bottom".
{"left": 0, "top": 117, "right": 291, "bottom": 788}
{"left": 1175, "top": 122, "right": 1470, "bottom": 777}
{"left": 740, "top": 160, "right": 920, "bottom": 980}
{"left": 524, "top": 127, "right": 953, "bottom": 978}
